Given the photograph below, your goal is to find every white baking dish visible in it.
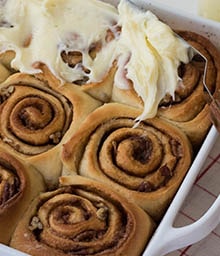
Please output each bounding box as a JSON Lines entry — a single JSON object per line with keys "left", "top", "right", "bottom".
{"left": 0, "top": 1, "right": 220, "bottom": 255}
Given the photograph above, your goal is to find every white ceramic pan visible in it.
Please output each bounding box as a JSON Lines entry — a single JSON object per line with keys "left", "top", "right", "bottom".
{"left": 0, "top": 1, "right": 220, "bottom": 255}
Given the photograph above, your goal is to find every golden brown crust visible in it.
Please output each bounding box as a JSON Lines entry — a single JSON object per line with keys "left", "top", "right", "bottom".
{"left": 10, "top": 175, "right": 155, "bottom": 256}
{"left": 62, "top": 103, "right": 192, "bottom": 221}
{"left": 111, "top": 80, "right": 143, "bottom": 108}
{"left": 0, "top": 50, "right": 17, "bottom": 83}
{"left": 0, "top": 70, "right": 101, "bottom": 188}
{"left": 0, "top": 148, "right": 45, "bottom": 244}
{"left": 81, "top": 63, "right": 117, "bottom": 103}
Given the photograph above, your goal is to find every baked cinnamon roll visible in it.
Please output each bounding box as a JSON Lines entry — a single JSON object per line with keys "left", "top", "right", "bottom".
{"left": 0, "top": 148, "right": 45, "bottom": 244}
{"left": 158, "top": 31, "right": 220, "bottom": 149}
{"left": 62, "top": 103, "right": 192, "bottom": 221}
{"left": 0, "top": 71, "right": 101, "bottom": 188}
{"left": 10, "top": 175, "right": 155, "bottom": 256}
{"left": 112, "top": 31, "right": 220, "bottom": 149}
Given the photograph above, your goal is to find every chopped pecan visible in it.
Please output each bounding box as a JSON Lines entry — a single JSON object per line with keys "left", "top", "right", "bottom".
{"left": 49, "top": 131, "right": 62, "bottom": 144}
{"left": 96, "top": 207, "right": 108, "bottom": 221}
{"left": 29, "top": 216, "right": 43, "bottom": 231}
{"left": 0, "top": 86, "right": 15, "bottom": 102}
{"left": 137, "top": 181, "right": 155, "bottom": 192}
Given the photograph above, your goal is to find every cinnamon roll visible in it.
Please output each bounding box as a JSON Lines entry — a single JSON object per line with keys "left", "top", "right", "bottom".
{"left": 0, "top": 71, "right": 101, "bottom": 188}
{"left": 10, "top": 175, "right": 155, "bottom": 256}
{"left": 0, "top": 148, "right": 45, "bottom": 244}
{"left": 158, "top": 31, "right": 220, "bottom": 149}
{"left": 62, "top": 103, "right": 192, "bottom": 221}
{"left": 112, "top": 31, "right": 220, "bottom": 149}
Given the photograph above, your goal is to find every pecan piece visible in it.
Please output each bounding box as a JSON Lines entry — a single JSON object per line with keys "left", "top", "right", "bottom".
{"left": 137, "top": 181, "right": 155, "bottom": 192}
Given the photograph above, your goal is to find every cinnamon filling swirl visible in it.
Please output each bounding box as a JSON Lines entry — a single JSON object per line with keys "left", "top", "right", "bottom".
{"left": 0, "top": 152, "right": 25, "bottom": 211}
{"left": 0, "top": 158, "right": 20, "bottom": 206}
{"left": 14, "top": 184, "right": 141, "bottom": 255}
{"left": 92, "top": 119, "right": 181, "bottom": 191}
{"left": 0, "top": 82, "right": 73, "bottom": 155}
{"left": 159, "top": 31, "right": 218, "bottom": 118}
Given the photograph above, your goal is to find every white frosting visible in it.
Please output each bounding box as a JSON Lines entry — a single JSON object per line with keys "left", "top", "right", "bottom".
{"left": 0, "top": 0, "right": 119, "bottom": 83}
{"left": 115, "top": 0, "right": 189, "bottom": 121}
{"left": 0, "top": 0, "right": 190, "bottom": 121}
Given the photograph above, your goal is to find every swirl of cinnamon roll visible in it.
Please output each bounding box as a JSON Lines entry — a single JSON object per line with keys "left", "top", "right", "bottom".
{"left": 158, "top": 31, "right": 220, "bottom": 149}
{"left": 0, "top": 71, "right": 101, "bottom": 187}
{"left": 0, "top": 153, "right": 23, "bottom": 209}
{"left": 10, "top": 175, "right": 155, "bottom": 256}
{"left": 0, "top": 149, "right": 45, "bottom": 244}
{"left": 62, "top": 103, "right": 192, "bottom": 221}
{"left": 0, "top": 73, "right": 72, "bottom": 155}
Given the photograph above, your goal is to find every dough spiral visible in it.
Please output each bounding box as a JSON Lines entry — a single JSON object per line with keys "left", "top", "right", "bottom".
{"left": 62, "top": 103, "right": 192, "bottom": 220}
{"left": 10, "top": 175, "right": 155, "bottom": 256}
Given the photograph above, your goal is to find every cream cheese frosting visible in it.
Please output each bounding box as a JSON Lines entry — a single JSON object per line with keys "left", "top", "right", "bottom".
{"left": 0, "top": 0, "right": 190, "bottom": 121}
{"left": 0, "top": 0, "right": 119, "bottom": 83}
{"left": 115, "top": 0, "right": 190, "bottom": 122}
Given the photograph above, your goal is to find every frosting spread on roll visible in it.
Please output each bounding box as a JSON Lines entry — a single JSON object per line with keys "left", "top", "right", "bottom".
{"left": 0, "top": 0, "right": 119, "bottom": 83}
{"left": 0, "top": 0, "right": 190, "bottom": 121}
{"left": 115, "top": 0, "right": 190, "bottom": 122}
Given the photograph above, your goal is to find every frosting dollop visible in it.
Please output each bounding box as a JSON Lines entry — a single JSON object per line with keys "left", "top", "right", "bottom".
{"left": 115, "top": 0, "right": 190, "bottom": 121}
